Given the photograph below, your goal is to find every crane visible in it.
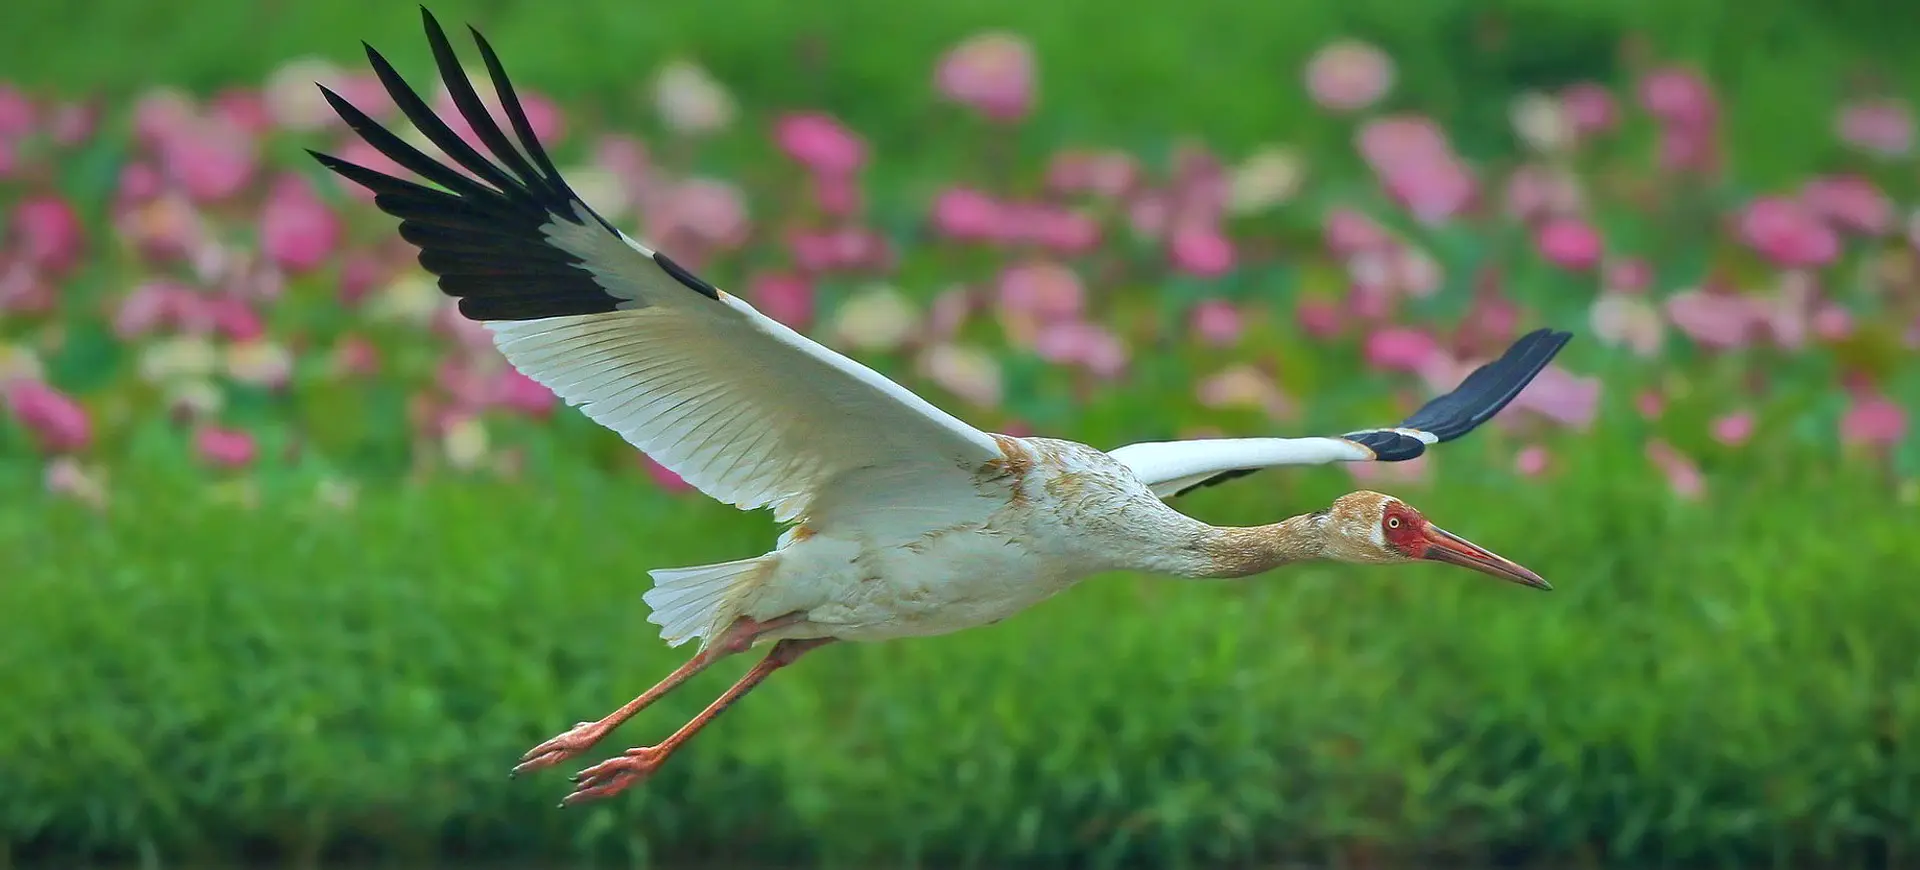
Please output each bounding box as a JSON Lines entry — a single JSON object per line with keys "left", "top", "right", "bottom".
{"left": 310, "top": 8, "right": 1572, "bottom": 807}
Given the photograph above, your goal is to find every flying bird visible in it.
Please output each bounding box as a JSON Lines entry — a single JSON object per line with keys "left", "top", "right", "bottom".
{"left": 312, "top": 8, "right": 1573, "bottom": 807}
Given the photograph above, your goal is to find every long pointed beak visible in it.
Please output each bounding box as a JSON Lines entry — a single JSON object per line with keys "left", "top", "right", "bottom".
{"left": 1421, "top": 525, "right": 1551, "bottom": 590}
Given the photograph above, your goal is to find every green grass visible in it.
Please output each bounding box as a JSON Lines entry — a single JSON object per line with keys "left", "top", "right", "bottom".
{"left": 4, "top": 422, "right": 1914, "bottom": 868}
{"left": 9, "top": 0, "right": 1920, "bottom": 183}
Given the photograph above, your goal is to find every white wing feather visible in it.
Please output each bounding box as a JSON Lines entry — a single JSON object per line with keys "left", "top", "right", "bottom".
{"left": 1107, "top": 437, "right": 1385, "bottom": 499}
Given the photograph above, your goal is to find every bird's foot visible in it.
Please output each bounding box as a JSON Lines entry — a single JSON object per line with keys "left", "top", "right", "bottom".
{"left": 511, "top": 720, "right": 604, "bottom": 777}
{"left": 560, "top": 746, "right": 668, "bottom": 806}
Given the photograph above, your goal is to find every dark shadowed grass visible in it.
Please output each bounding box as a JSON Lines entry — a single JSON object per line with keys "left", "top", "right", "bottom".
{"left": 3, "top": 414, "right": 1912, "bottom": 868}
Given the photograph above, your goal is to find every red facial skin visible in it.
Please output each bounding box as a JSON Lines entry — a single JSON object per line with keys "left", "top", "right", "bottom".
{"left": 1382, "top": 503, "right": 1428, "bottom": 557}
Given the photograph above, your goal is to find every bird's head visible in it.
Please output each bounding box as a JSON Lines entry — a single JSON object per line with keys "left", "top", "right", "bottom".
{"left": 1319, "top": 490, "right": 1551, "bottom": 590}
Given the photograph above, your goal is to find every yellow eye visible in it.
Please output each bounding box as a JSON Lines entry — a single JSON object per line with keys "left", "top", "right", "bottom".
{"left": 1387, "top": 517, "right": 1401, "bottom": 529}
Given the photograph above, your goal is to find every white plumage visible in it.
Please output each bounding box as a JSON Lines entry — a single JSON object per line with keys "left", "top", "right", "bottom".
{"left": 313, "top": 8, "right": 1571, "bottom": 807}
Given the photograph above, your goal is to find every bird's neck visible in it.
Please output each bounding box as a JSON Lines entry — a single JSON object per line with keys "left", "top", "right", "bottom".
{"left": 1140, "top": 511, "right": 1330, "bottom": 579}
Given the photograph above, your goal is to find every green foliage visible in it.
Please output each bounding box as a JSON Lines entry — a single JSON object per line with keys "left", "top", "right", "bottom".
{"left": 2, "top": 428, "right": 1912, "bottom": 868}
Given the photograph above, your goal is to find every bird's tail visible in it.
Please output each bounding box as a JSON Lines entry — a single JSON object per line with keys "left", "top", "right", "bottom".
{"left": 644, "top": 556, "right": 770, "bottom": 649}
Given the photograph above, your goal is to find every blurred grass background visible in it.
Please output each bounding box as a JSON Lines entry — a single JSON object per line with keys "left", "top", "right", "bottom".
{"left": 5, "top": 0, "right": 1920, "bottom": 867}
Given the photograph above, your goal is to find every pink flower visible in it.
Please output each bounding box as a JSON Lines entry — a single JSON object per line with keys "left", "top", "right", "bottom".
{"left": 1189, "top": 299, "right": 1243, "bottom": 348}
{"left": 1503, "top": 164, "right": 1584, "bottom": 224}
{"left": 1664, "top": 289, "right": 1757, "bottom": 350}
{"left": 773, "top": 112, "right": 866, "bottom": 177}
{"left": 260, "top": 173, "right": 342, "bottom": 274}
{"left": 1033, "top": 321, "right": 1127, "bottom": 378}
{"left": 1168, "top": 225, "right": 1234, "bottom": 277}
{"left": 1511, "top": 365, "right": 1601, "bottom": 430}
{"left": 1380, "top": 158, "right": 1476, "bottom": 224}
{"left": 491, "top": 368, "right": 556, "bottom": 418}
{"left": 212, "top": 88, "right": 272, "bottom": 135}
{"left": 194, "top": 425, "right": 258, "bottom": 470}
{"left": 749, "top": 271, "right": 815, "bottom": 330}
{"left": 1559, "top": 82, "right": 1619, "bottom": 138}
{"left": 788, "top": 226, "right": 891, "bottom": 274}
{"left": 1356, "top": 115, "right": 1453, "bottom": 171}
{"left": 1514, "top": 445, "right": 1550, "bottom": 477}
{"left": 1363, "top": 327, "right": 1441, "bottom": 374}
{"left": 930, "top": 187, "right": 1005, "bottom": 243}
{"left": 1710, "top": 410, "right": 1754, "bottom": 446}
{"left": 1799, "top": 175, "right": 1892, "bottom": 237}
{"left": 47, "top": 101, "right": 99, "bottom": 147}
{"left": 1638, "top": 67, "right": 1717, "bottom": 129}
{"left": 4, "top": 380, "right": 90, "bottom": 453}
{"left": 641, "top": 455, "right": 694, "bottom": 494}
{"left": 0, "top": 85, "right": 33, "bottom": 138}
{"left": 9, "top": 194, "right": 84, "bottom": 276}
{"left": 1646, "top": 440, "right": 1704, "bottom": 500}
{"left": 1010, "top": 204, "right": 1099, "bottom": 255}
{"left": 1736, "top": 196, "right": 1839, "bottom": 269}
{"left": 1304, "top": 40, "right": 1395, "bottom": 112}
{"left": 1296, "top": 297, "right": 1343, "bottom": 340}
{"left": 329, "top": 334, "right": 381, "bottom": 379}
{"left": 934, "top": 32, "right": 1036, "bottom": 122}
{"left": 1323, "top": 208, "right": 1393, "bottom": 258}
{"left": 1813, "top": 305, "right": 1854, "bottom": 342}
{"left": 1837, "top": 98, "right": 1912, "bottom": 158}
{"left": 1604, "top": 258, "right": 1653, "bottom": 294}
{"left": 159, "top": 116, "right": 259, "bottom": 203}
{"left": 1636, "top": 390, "right": 1665, "bottom": 419}
{"left": 1840, "top": 393, "right": 1907, "bottom": 448}
{"left": 1535, "top": 218, "right": 1603, "bottom": 271}
{"left": 205, "top": 295, "right": 265, "bottom": 342}
{"left": 997, "top": 261, "right": 1084, "bottom": 322}
{"left": 431, "top": 86, "right": 564, "bottom": 160}
{"left": 654, "top": 177, "right": 749, "bottom": 249}
{"left": 1046, "top": 149, "right": 1137, "bottom": 199}
{"left": 115, "top": 280, "right": 191, "bottom": 338}
{"left": 811, "top": 174, "right": 863, "bottom": 218}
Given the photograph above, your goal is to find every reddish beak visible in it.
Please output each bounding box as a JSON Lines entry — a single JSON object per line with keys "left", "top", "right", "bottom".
{"left": 1421, "top": 525, "right": 1551, "bottom": 590}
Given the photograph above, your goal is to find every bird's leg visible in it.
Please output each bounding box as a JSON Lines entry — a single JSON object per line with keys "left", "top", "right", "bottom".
{"left": 561, "top": 637, "right": 835, "bottom": 806}
{"left": 511, "top": 613, "right": 801, "bottom": 777}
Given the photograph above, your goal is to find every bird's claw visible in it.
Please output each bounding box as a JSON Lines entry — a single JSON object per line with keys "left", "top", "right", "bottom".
{"left": 510, "top": 720, "right": 602, "bottom": 778}
{"left": 559, "top": 747, "right": 665, "bottom": 807}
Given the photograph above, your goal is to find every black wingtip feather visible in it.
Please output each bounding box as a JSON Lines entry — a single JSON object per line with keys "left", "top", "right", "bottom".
{"left": 310, "top": 10, "right": 740, "bottom": 323}
{"left": 1397, "top": 328, "right": 1573, "bottom": 442}
{"left": 1346, "top": 429, "right": 1428, "bottom": 462}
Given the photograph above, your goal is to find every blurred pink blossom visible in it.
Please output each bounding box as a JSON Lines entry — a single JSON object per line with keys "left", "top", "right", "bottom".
{"left": 337, "top": 253, "right": 386, "bottom": 309}
{"left": 1168, "top": 225, "right": 1235, "bottom": 277}
{"left": 1511, "top": 365, "right": 1601, "bottom": 429}
{"left": 0, "top": 260, "right": 53, "bottom": 314}
{"left": 748, "top": 271, "right": 815, "bottom": 330}
{"left": 1323, "top": 208, "right": 1393, "bottom": 258}
{"left": 1357, "top": 115, "right": 1452, "bottom": 171}
{"left": 1657, "top": 125, "right": 1719, "bottom": 174}
{"left": 1045, "top": 149, "right": 1137, "bottom": 199}
{"left": 1296, "top": 297, "right": 1343, "bottom": 340}
{"left": 1304, "top": 40, "right": 1395, "bottom": 113}
{"left": 788, "top": 226, "right": 891, "bottom": 274}
{"left": 1812, "top": 304, "right": 1854, "bottom": 342}
{"left": 1189, "top": 299, "right": 1244, "bottom": 348}
{"left": 0, "top": 85, "right": 33, "bottom": 138}
{"left": 211, "top": 88, "right": 272, "bottom": 135}
{"left": 1535, "top": 218, "right": 1603, "bottom": 271}
{"left": 774, "top": 112, "right": 867, "bottom": 176}
{"left": 1559, "top": 82, "right": 1619, "bottom": 139}
{"left": 1363, "top": 327, "right": 1441, "bottom": 374}
{"left": 934, "top": 32, "right": 1037, "bottom": 122}
{"left": 1799, "top": 175, "right": 1892, "bottom": 237}
{"left": 811, "top": 174, "right": 863, "bottom": 218}
{"left": 930, "top": 187, "right": 1005, "bottom": 243}
{"left": 260, "top": 173, "right": 342, "bottom": 274}
{"left": 1646, "top": 440, "right": 1704, "bottom": 499}
{"left": 1710, "top": 410, "right": 1754, "bottom": 446}
{"left": 1638, "top": 67, "right": 1717, "bottom": 129}
{"left": 1503, "top": 164, "right": 1584, "bottom": 224}
{"left": 431, "top": 85, "right": 563, "bottom": 160}
{"left": 1665, "top": 289, "right": 1757, "bottom": 349}
{"left": 1636, "top": 390, "right": 1665, "bottom": 419}
{"left": 1736, "top": 196, "right": 1839, "bottom": 269}
{"left": 642, "top": 455, "right": 694, "bottom": 493}
{"left": 997, "top": 261, "right": 1084, "bottom": 323}
{"left": 159, "top": 115, "right": 259, "bottom": 203}
{"left": 1034, "top": 321, "right": 1127, "bottom": 378}
{"left": 926, "top": 287, "right": 974, "bottom": 340}
{"left": 47, "top": 100, "right": 99, "bottom": 146}
{"left": 1603, "top": 257, "right": 1653, "bottom": 294}
{"left": 1836, "top": 98, "right": 1912, "bottom": 157}
{"left": 491, "top": 368, "right": 556, "bottom": 418}
{"left": 10, "top": 194, "right": 84, "bottom": 276}
{"left": 205, "top": 295, "right": 265, "bottom": 342}
{"left": 195, "top": 425, "right": 258, "bottom": 470}
{"left": 1514, "top": 445, "right": 1550, "bottom": 477}
{"left": 1590, "top": 293, "right": 1664, "bottom": 357}
{"left": 4, "top": 380, "right": 90, "bottom": 453}
{"left": 1840, "top": 393, "right": 1907, "bottom": 448}
{"left": 329, "top": 334, "right": 382, "bottom": 379}
{"left": 654, "top": 177, "right": 749, "bottom": 249}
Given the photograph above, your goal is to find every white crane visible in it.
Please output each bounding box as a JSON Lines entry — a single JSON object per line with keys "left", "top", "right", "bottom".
{"left": 312, "top": 8, "right": 1571, "bottom": 807}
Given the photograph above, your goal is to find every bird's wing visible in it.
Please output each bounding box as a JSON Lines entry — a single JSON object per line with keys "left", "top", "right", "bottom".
{"left": 1108, "top": 328, "right": 1573, "bottom": 499}
{"left": 310, "top": 10, "right": 1002, "bottom": 524}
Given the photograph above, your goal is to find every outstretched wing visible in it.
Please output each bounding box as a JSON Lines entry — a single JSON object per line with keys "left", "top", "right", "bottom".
{"left": 1108, "top": 328, "right": 1574, "bottom": 498}
{"left": 310, "top": 8, "right": 1003, "bottom": 524}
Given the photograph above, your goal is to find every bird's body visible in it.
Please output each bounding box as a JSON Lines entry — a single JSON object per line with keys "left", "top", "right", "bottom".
{"left": 314, "top": 8, "right": 1576, "bottom": 807}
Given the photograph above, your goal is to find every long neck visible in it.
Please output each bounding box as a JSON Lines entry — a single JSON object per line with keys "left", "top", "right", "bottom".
{"left": 1131, "top": 511, "right": 1330, "bottom": 579}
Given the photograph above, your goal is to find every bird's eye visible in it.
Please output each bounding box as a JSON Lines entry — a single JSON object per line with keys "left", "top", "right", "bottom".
{"left": 1386, "top": 516, "right": 1401, "bottom": 530}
